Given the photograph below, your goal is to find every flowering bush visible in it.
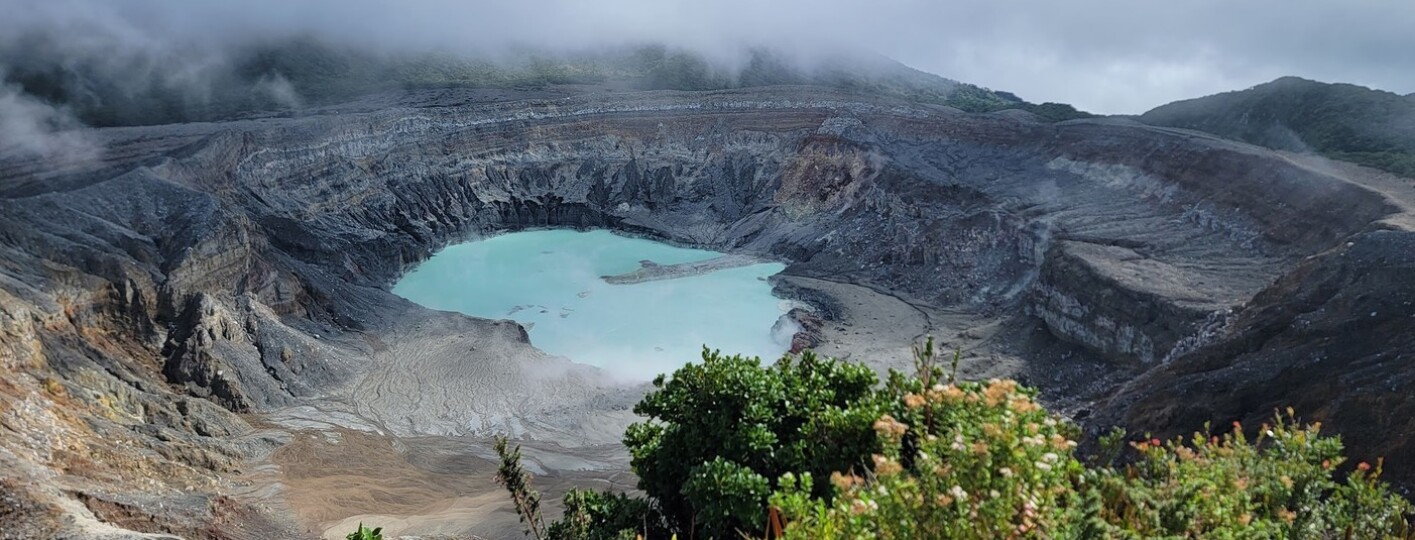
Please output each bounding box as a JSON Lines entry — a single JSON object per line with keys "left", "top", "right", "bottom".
{"left": 772, "top": 377, "right": 1090, "bottom": 539}
{"left": 772, "top": 377, "right": 1413, "bottom": 539}
{"left": 1091, "top": 413, "right": 1413, "bottom": 538}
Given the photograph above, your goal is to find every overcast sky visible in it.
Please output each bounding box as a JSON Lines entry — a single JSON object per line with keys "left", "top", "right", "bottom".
{"left": 3, "top": 0, "right": 1414, "bottom": 115}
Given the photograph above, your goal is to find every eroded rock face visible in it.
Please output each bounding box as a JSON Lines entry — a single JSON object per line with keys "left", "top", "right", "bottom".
{"left": 0, "top": 276, "right": 295, "bottom": 539}
{"left": 0, "top": 86, "right": 1410, "bottom": 536}
{"left": 1093, "top": 229, "right": 1415, "bottom": 482}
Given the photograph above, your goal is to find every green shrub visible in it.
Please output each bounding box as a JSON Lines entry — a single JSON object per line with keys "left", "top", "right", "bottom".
{"left": 774, "top": 389, "right": 1414, "bottom": 539}
{"left": 548, "top": 488, "right": 669, "bottom": 540}
{"left": 1090, "top": 414, "right": 1413, "bottom": 538}
{"left": 773, "top": 377, "right": 1089, "bottom": 539}
{"left": 624, "top": 348, "right": 887, "bottom": 538}
{"left": 495, "top": 342, "right": 1413, "bottom": 539}
{"left": 344, "top": 522, "right": 383, "bottom": 540}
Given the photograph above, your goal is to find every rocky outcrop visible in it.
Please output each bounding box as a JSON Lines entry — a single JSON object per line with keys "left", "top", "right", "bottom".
{"left": 781, "top": 308, "right": 826, "bottom": 354}
{"left": 1, "top": 85, "right": 1411, "bottom": 536}
{"left": 1028, "top": 241, "right": 1224, "bottom": 364}
{"left": 0, "top": 272, "right": 296, "bottom": 539}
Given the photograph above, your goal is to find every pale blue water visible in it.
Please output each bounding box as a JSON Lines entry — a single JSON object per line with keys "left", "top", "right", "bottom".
{"left": 393, "top": 230, "right": 792, "bottom": 378}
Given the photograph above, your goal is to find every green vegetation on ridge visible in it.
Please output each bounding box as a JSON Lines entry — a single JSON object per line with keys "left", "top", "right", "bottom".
{"left": 1141, "top": 76, "right": 1415, "bottom": 179}
{"left": 487, "top": 343, "right": 1412, "bottom": 539}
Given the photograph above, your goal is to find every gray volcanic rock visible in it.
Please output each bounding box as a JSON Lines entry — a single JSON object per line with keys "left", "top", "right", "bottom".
{"left": 0, "top": 85, "right": 1412, "bottom": 536}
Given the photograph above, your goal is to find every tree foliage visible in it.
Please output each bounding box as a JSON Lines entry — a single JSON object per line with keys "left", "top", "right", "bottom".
{"left": 548, "top": 489, "right": 669, "bottom": 540}
{"left": 495, "top": 436, "right": 547, "bottom": 540}
{"left": 776, "top": 387, "right": 1414, "bottom": 539}
{"left": 625, "top": 348, "right": 887, "bottom": 537}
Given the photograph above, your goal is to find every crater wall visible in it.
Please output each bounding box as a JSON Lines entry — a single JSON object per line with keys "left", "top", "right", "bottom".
{"left": 0, "top": 86, "right": 1407, "bottom": 536}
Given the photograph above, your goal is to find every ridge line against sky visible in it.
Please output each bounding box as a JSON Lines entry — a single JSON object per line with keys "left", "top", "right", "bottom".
{"left": 1, "top": 0, "right": 1412, "bottom": 116}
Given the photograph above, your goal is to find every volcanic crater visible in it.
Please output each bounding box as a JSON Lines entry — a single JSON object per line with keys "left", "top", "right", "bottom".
{"left": 2, "top": 85, "right": 1414, "bottom": 538}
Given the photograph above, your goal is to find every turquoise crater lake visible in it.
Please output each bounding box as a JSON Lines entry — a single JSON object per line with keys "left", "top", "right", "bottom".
{"left": 392, "top": 230, "right": 794, "bottom": 377}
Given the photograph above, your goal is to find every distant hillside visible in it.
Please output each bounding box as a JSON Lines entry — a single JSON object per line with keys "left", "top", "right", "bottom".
{"left": 1, "top": 37, "right": 1089, "bottom": 127}
{"left": 1141, "top": 77, "right": 1415, "bottom": 178}
{"left": 627, "top": 46, "right": 1089, "bottom": 121}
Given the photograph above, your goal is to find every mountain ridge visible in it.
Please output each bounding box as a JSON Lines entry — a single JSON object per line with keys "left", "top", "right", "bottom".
{"left": 1140, "top": 76, "right": 1415, "bottom": 178}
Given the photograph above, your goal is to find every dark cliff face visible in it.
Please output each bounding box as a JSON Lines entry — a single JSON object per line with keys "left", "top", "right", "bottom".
{"left": 0, "top": 86, "right": 1411, "bottom": 535}
{"left": 1093, "top": 229, "right": 1415, "bottom": 482}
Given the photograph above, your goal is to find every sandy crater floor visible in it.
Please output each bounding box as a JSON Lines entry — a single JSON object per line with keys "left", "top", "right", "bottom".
{"left": 237, "top": 276, "right": 942, "bottom": 538}
{"left": 239, "top": 274, "right": 1116, "bottom": 539}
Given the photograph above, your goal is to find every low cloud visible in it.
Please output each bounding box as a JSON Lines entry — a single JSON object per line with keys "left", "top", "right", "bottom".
{"left": 1, "top": 0, "right": 1412, "bottom": 123}
{"left": 255, "top": 73, "right": 304, "bottom": 111}
{"left": 0, "top": 77, "right": 99, "bottom": 163}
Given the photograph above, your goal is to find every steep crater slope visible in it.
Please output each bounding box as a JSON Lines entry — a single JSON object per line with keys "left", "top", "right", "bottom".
{"left": 1092, "top": 153, "right": 1415, "bottom": 483}
{"left": 0, "top": 86, "right": 1406, "bottom": 537}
